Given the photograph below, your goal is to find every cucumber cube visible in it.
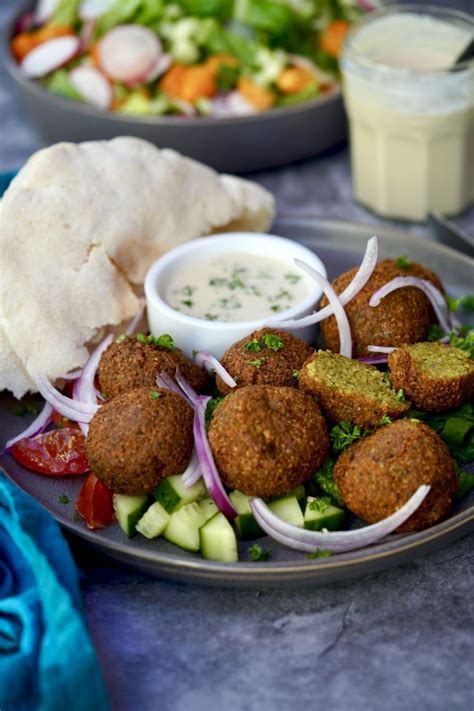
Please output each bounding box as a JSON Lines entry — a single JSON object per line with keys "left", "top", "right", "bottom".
{"left": 113, "top": 494, "right": 150, "bottom": 538}
{"left": 200, "top": 513, "right": 238, "bottom": 563}
{"left": 154, "top": 475, "right": 206, "bottom": 513}
{"left": 136, "top": 501, "right": 171, "bottom": 539}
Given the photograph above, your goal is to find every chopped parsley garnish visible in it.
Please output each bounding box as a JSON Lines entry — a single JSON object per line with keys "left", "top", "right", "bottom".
{"left": 245, "top": 339, "right": 262, "bottom": 352}
{"left": 308, "top": 496, "right": 332, "bottom": 513}
{"left": 228, "top": 278, "right": 245, "bottom": 290}
{"left": 427, "top": 323, "right": 445, "bottom": 341}
{"left": 396, "top": 389, "right": 406, "bottom": 402}
{"left": 274, "top": 289, "right": 293, "bottom": 301}
{"left": 455, "top": 463, "right": 474, "bottom": 499}
{"left": 307, "top": 549, "right": 332, "bottom": 560}
{"left": 312, "top": 459, "right": 343, "bottom": 507}
{"left": 192, "top": 349, "right": 198, "bottom": 358}
{"left": 177, "top": 285, "right": 194, "bottom": 297}
{"left": 116, "top": 333, "right": 128, "bottom": 344}
{"left": 292, "top": 369, "right": 301, "bottom": 380}
{"left": 249, "top": 358, "right": 266, "bottom": 369}
{"left": 205, "top": 313, "right": 218, "bottom": 321}
{"left": 446, "top": 294, "right": 474, "bottom": 313}
{"left": 395, "top": 255, "right": 412, "bottom": 269}
{"left": 205, "top": 396, "right": 225, "bottom": 428}
{"left": 181, "top": 299, "right": 194, "bottom": 308}
{"left": 449, "top": 330, "right": 474, "bottom": 358}
{"left": 248, "top": 543, "right": 270, "bottom": 561}
{"left": 209, "top": 277, "right": 227, "bottom": 287}
{"left": 285, "top": 273, "right": 301, "bottom": 284}
{"left": 379, "top": 415, "right": 392, "bottom": 427}
{"left": 331, "top": 421, "right": 363, "bottom": 453}
{"left": 262, "top": 333, "right": 284, "bottom": 351}
{"left": 136, "top": 333, "right": 175, "bottom": 350}
{"left": 58, "top": 495, "right": 70, "bottom": 505}
{"left": 270, "top": 304, "right": 282, "bottom": 313}
{"left": 73, "top": 511, "right": 81, "bottom": 522}
{"left": 149, "top": 391, "right": 162, "bottom": 399}
{"left": 15, "top": 404, "right": 39, "bottom": 416}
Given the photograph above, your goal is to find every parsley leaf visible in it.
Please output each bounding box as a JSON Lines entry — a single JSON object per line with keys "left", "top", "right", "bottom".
{"left": 427, "top": 323, "right": 445, "bottom": 341}
{"left": 308, "top": 496, "right": 332, "bottom": 513}
{"left": 446, "top": 294, "right": 474, "bottom": 313}
{"left": 307, "top": 549, "right": 332, "bottom": 560}
{"left": 136, "top": 333, "right": 176, "bottom": 350}
{"left": 116, "top": 333, "right": 128, "bottom": 344}
{"left": 248, "top": 543, "right": 270, "bottom": 561}
{"left": 15, "top": 404, "right": 39, "bottom": 417}
{"left": 249, "top": 358, "right": 266, "bottom": 369}
{"left": 292, "top": 369, "right": 301, "bottom": 380}
{"left": 58, "top": 495, "right": 70, "bottom": 505}
{"left": 216, "top": 63, "right": 239, "bottom": 92}
{"left": 205, "top": 396, "right": 225, "bottom": 428}
{"left": 245, "top": 338, "right": 261, "bottom": 352}
{"left": 449, "top": 330, "right": 474, "bottom": 358}
{"left": 330, "top": 421, "right": 363, "bottom": 453}
{"left": 313, "top": 459, "right": 343, "bottom": 507}
{"left": 149, "top": 391, "right": 162, "bottom": 399}
{"left": 181, "top": 299, "right": 193, "bottom": 307}
{"left": 262, "top": 333, "right": 284, "bottom": 351}
{"left": 395, "top": 255, "right": 412, "bottom": 269}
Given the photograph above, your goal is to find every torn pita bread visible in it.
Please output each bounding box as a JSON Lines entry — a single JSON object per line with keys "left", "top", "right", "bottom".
{"left": 0, "top": 137, "right": 275, "bottom": 398}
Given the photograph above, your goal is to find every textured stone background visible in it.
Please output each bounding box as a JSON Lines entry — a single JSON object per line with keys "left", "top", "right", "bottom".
{"left": 1, "top": 1, "right": 473, "bottom": 709}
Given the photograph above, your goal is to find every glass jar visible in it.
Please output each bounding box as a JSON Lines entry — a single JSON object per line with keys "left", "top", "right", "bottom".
{"left": 341, "top": 4, "right": 474, "bottom": 221}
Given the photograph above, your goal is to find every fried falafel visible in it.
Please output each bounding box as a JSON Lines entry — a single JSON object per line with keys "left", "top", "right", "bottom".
{"left": 388, "top": 342, "right": 474, "bottom": 412}
{"left": 320, "top": 259, "right": 444, "bottom": 357}
{"left": 98, "top": 334, "right": 208, "bottom": 399}
{"left": 87, "top": 387, "right": 194, "bottom": 495}
{"left": 216, "top": 328, "right": 313, "bottom": 395}
{"left": 208, "top": 385, "right": 329, "bottom": 498}
{"left": 300, "top": 350, "right": 409, "bottom": 427}
{"left": 333, "top": 419, "right": 458, "bottom": 532}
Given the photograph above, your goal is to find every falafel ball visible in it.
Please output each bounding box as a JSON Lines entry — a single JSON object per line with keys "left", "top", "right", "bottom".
{"left": 208, "top": 385, "right": 329, "bottom": 498}
{"left": 333, "top": 420, "right": 458, "bottom": 532}
{"left": 388, "top": 342, "right": 474, "bottom": 412}
{"left": 320, "top": 259, "right": 444, "bottom": 357}
{"left": 216, "top": 328, "right": 313, "bottom": 395}
{"left": 87, "top": 387, "right": 194, "bottom": 495}
{"left": 300, "top": 350, "right": 409, "bottom": 427}
{"left": 98, "top": 335, "right": 208, "bottom": 400}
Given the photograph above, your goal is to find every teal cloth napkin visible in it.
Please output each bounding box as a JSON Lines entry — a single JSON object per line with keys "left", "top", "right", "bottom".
{"left": 0, "top": 474, "right": 109, "bottom": 711}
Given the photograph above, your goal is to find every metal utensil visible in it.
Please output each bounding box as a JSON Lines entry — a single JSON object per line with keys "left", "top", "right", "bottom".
{"left": 427, "top": 212, "right": 474, "bottom": 257}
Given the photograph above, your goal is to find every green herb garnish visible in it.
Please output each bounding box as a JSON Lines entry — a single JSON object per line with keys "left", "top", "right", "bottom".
{"left": 396, "top": 389, "right": 406, "bottom": 402}
{"left": 292, "top": 369, "right": 301, "bottom": 380}
{"left": 181, "top": 300, "right": 193, "bottom": 308}
{"left": 330, "top": 421, "right": 363, "bottom": 453}
{"left": 15, "top": 404, "right": 39, "bottom": 416}
{"left": 209, "top": 277, "right": 227, "bottom": 287}
{"left": 270, "top": 304, "right": 282, "bottom": 313}
{"left": 285, "top": 273, "right": 301, "bottom": 284}
{"left": 73, "top": 511, "right": 81, "bottom": 522}
{"left": 307, "top": 549, "right": 332, "bottom": 560}
{"left": 262, "top": 333, "right": 284, "bottom": 351}
{"left": 449, "top": 330, "right": 474, "bottom": 358}
{"left": 455, "top": 463, "right": 474, "bottom": 499}
{"left": 308, "top": 496, "right": 332, "bottom": 513}
{"left": 205, "top": 313, "right": 218, "bottom": 321}
{"left": 205, "top": 396, "right": 225, "bottom": 428}
{"left": 58, "top": 495, "right": 70, "bottom": 505}
{"left": 149, "top": 391, "right": 162, "bottom": 400}
{"left": 427, "top": 324, "right": 445, "bottom": 341}
{"left": 216, "top": 63, "right": 239, "bottom": 92}
{"left": 407, "top": 402, "right": 474, "bottom": 463}
{"left": 116, "top": 333, "right": 128, "bottom": 344}
{"left": 446, "top": 294, "right": 474, "bottom": 313}
{"left": 249, "top": 358, "right": 266, "bottom": 369}
{"left": 395, "top": 255, "right": 412, "bottom": 269}
{"left": 313, "top": 459, "right": 343, "bottom": 507}
{"left": 248, "top": 543, "right": 270, "bottom": 561}
{"left": 245, "top": 338, "right": 261, "bottom": 352}
{"left": 228, "top": 278, "right": 245, "bottom": 290}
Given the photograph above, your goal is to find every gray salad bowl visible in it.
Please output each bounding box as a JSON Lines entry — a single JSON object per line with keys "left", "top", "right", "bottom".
{"left": 4, "top": 2, "right": 347, "bottom": 173}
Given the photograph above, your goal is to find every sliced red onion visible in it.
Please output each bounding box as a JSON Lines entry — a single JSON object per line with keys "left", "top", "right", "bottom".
{"left": 357, "top": 355, "right": 388, "bottom": 365}
{"left": 14, "top": 12, "right": 36, "bottom": 34}
{"left": 4, "top": 401, "right": 54, "bottom": 453}
{"left": 73, "top": 335, "right": 112, "bottom": 434}
{"left": 175, "top": 368, "right": 199, "bottom": 406}
{"left": 61, "top": 369, "right": 84, "bottom": 380}
{"left": 69, "top": 66, "right": 113, "bottom": 110}
{"left": 181, "top": 449, "right": 202, "bottom": 488}
{"left": 193, "top": 395, "right": 236, "bottom": 519}
{"left": 294, "top": 260, "right": 352, "bottom": 357}
{"left": 21, "top": 36, "right": 81, "bottom": 78}
{"left": 97, "top": 25, "right": 161, "bottom": 84}
{"left": 193, "top": 352, "right": 237, "bottom": 389}
{"left": 369, "top": 277, "right": 451, "bottom": 334}
{"left": 156, "top": 371, "right": 184, "bottom": 398}
{"left": 31, "top": 373, "right": 97, "bottom": 423}
{"left": 250, "top": 485, "right": 430, "bottom": 554}
{"left": 272, "top": 236, "right": 379, "bottom": 329}
{"left": 125, "top": 298, "right": 146, "bottom": 336}
{"left": 367, "top": 345, "right": 395, "bottom": 354}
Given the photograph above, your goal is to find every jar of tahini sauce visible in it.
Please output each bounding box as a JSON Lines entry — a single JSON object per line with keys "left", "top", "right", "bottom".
{"left": 341, "top": 5, "right": 473, "bottom": 221}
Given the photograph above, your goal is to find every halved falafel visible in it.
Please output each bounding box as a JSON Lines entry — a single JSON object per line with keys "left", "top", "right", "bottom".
{"left": 300, "top": 350, "right": 409, "bottom": 427}
{"left": 333, "top": 420, "right": 458, "bottom": 532}
{"left": 99, "top": 334, "right": 208, "bottom": 400}
{"left": 320, "top": 259, "right": 444, "bottom": 357}
{"left": 216, "top": 328, "right": 313, "bottom": 395}
{"left": 388, "top": 342, "right": 474, "bottom": 412}
{"left": 208, "top": 385, "right": 329, "bottom": 498}
{"left": 87, "top": 387, "right": 194, "bottom": 495}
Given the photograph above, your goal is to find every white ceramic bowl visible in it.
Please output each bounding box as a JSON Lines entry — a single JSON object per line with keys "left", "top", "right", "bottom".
{"left": 144, "top": 233, "right": 327, "bottom": 358}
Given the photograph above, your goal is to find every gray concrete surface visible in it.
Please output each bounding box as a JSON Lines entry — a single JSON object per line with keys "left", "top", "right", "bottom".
{"left": 1, "top": 2, "right": 473, "bottom": 710}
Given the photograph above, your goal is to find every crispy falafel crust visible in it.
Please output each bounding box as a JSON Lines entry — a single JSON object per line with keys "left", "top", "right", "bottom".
{"left": 87, "top": 387, "right": 194, "bottom": 495}
{"left": 300, "top": 350, "right": 409, "bottom": 427}
{"left": 216, "top": 328, "right": 313, "bottom": 395}
{"left": 208, "top": 385, "right": 329, "bottom": 498}
{"left": 333, "top": 420, "right": 458, "bottom": 532}
{"left": 320, "top": 259, "right": 444, "bottom": 356}
{"left": 98, "top": 336, "right": 208, "bottom": 399}
{"left": 388, "top": 342, "right": 474, "bottom": 412}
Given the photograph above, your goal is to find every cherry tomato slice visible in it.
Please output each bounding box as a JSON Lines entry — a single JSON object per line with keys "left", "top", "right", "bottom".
{"left": 10, "top": 428, "right": 89, "bottom": 476}
{"left": 75, "top": 473, "right": 115, "bottom": 529}
{"left": 51, "top": 411, "right": 81, "bottom": 430}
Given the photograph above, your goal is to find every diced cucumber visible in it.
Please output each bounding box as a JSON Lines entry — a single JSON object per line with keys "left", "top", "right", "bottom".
{"left": 200, "top": 512, "right": 238, "bottom": 563}
{"left": 268, "top": 494, "right": 304, "bottom": 528}
{"left": 229, "top": 490, "right": 263, "bottom": 539}
{"left": 113, "top": 494, "right": 150, "bottom": 538}
{"left": 163, "top": 500, "right": 216, "bottom": 552}
{"left": 154, "top": 475, "right": 206, "bottom": 513}
{"left": 136, "top": 501, "right": 171, "bottom": 539}
{"left": 304, "top": 498, "right": 345, "bottom": 531}
{"left": 198, "top": 497, "right": 218, "bottom": 520}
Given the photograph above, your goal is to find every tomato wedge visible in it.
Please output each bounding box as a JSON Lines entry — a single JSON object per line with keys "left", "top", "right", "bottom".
{"left": 10, "top": 428, "right": 89, "bottom": 475}
{"left": 75, "top": 473, "right": 115, "bottom": 529}
{"left": 51, "top": 411, "right": 81, "bottom": 430}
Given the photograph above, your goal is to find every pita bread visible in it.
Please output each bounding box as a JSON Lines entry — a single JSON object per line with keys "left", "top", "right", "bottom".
{"left": 0, "top": 137, "right": 275, "bottom": 398}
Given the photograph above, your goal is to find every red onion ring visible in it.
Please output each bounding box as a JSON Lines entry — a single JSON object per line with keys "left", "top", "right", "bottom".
{"left": 30, "top": 373, "right": 97, "bottom": 423}
{"left": 156, "top": 371, "right": 184, "bottom": 398}
{"left": 181, "top": 449, "right": 202, "bottom": 489}
{"left": 193, "top": 395, "right": 237, "bottom": 519}
{"left": 367, "top": 345, "right": 395, "bottom": 354}
{"left": 4, "top": 401, "right": 54, "bottom": 453}
{"left": 250, "top": 485, "right": 430, "bottom": 554}
{"left": 193, "top": 352, "right": 237, "bottom": 389}
{"left": 175, "top": 368, "right": 199, "bottom": 406}
{"left": 294, "top": 260, "right": 352, "bottom": 357}
{"left": 369, "top": 277, "right": 451, "bottom": 334}
{"left": 357, "top": 355, "right": 388, "bottom": 365}
{"left": 73, "top": 335, "right": 112, "bottom": 435}
{"left": 272, "top": 236, "right": 379, "bottom": 329}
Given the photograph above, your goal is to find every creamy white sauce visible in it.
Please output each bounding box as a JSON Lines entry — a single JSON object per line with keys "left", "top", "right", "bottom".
{"left": 164, "top": 252, "right": 311, "bottom": 322}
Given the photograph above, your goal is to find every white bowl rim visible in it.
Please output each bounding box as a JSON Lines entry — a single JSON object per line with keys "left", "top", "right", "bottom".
{"left": 144, "top": 232, "right": 327, "bottom": 332}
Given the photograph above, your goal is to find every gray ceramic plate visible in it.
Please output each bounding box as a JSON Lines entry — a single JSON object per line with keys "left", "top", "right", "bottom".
{"left": 1, "top": 218, "right": 473, "bottom": 587}
{"left": 5, "top": 3, "right": 346, "bottom": 173}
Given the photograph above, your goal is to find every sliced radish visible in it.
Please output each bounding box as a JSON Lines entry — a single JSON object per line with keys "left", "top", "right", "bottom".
{"left": 144, "top": 53, "right": 172, "bottom": 83}
{"left": 21, "top": 36, "right": 81, "bottom": 78}
{"left": 69, "top": 65, "right": 112, "bottom": 110}
{"left": 79, "top": 0, "right": 115, "bottom": 21}
{"left": 97, "top": 25, "right": 161, "bottom": 84}
{"left": 210, "top": 91, "right": 256, "bottom": 118}
{"left": 35, "top": 0, "right": 61, "bottom": 25}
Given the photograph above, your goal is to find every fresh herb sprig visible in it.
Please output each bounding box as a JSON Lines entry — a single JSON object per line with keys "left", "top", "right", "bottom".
{"left": 248, "top": 543, "right": 270, "bottom": 561}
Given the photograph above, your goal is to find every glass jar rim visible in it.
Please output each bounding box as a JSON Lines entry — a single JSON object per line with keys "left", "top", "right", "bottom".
{"left": 343, "top": 3, "right": 474, "bottom": 76}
